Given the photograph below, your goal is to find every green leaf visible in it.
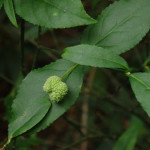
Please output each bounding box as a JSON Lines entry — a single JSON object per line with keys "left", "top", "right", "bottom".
{"left": 129, "top": 73, "right": 150, "bottom": 117}
{"left": 4, "top": 0, "right": 18, "bottom": 27}
{"left": 9, "top": 59, "right": 84, "bottom": 135}
{"left": 14, "top": 0, "right": 96, "bottom": 29}
{"left": 0, "top": 0, "right": 4, "bottom": 10}
{"left": 113, "top": 116, "right": 143, "bottom": 150}
{"left": 29, "top": 60, "right": 84, "bottom": 134}
{"left": 62, "top": 44, "right": 129, "bottom": 70}
{"left": 82, "top": 0, "right": 150, "bottom": 54}
{"left": 4, "top": 75, "right": 23, "bottom": 122}
{"left": 8, "top": 98, "right": 51, "bottom": 138}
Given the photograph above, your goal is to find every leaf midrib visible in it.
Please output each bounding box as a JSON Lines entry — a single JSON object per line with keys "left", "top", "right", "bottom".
{"left": 130, "top": 74, "right": 150, "bottom": 90}
{"left": 9, "top": 101, "right": 50, "bottom": 137}
{"left": 95, "top": 15, "right": 134, "bottom": 45}
{"left": 66, "top": 51, "right": 128, "bottom": 69}
{"left": 94, "top": 1, "right": 147, "bottom": 46}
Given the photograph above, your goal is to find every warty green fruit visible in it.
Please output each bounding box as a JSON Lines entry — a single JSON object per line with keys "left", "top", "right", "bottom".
{"left": 43, "top": 76, "right": 68, "bottom": 102}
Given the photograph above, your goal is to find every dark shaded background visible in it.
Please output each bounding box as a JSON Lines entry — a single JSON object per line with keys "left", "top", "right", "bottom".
{"left": 1, "top": 0, "right": 150, "bottom": 149}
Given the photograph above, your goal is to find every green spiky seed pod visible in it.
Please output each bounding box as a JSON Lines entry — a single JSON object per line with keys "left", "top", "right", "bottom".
{"left": 51, "top": 82, "right": 68, "bottom": 102}
{"left": 49, "top": 92, "right": 63, "bottom": 103}
{"left": 43, "top": 76, "right": 61, "bottom": 93}
{"left": 53, "top": 82, "right": 68, "bottom": 93}
{"left": 43, "top": 76, "right": 68, "bottom": 102}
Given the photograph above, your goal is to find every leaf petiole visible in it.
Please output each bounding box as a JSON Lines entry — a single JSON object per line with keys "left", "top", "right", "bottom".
{"left": 61, "top": 64, "right": 78, "bottom": 81}
{"left": 126, "top": 72, "right": 150, "bottom": 89}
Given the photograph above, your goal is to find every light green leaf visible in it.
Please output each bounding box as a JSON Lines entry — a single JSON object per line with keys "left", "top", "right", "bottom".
{"left": 129, "top": 73, "right": 150, "bottom": 117}
{"left": 82, "top": 0, "right": 150, "bottom": 54}
{"left": 113, "top": 116, "right": 143, "bottom": 150}
{"left": 14, "top": 0, "right": 96, "bottom": 29}
{"left": 9, "top": 59, "right": 84, "bottom": 135}
{"left": 0, "top": 0, "right": 4, "bottom": 10}
{"left": 62, "top": 44, "right": 129, "bottom": 70}
{"left": 8, "top": 98, "right": 51, "bottom": 138}
{"left": 4, "top": 0, "right": 18, "bottom": 27}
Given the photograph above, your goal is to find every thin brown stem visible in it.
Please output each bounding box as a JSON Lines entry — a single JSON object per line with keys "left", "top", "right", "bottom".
{"left": 28, "top": 39, "right": 58, "bottom": 60}
{"left": 81, "top": 68, "right": 97, "bottom": 150}
{"left": 93, "top": 89, "right": 150, "bottom": 127}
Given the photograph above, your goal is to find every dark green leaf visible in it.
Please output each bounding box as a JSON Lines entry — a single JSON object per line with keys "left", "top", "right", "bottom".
{"left": 4, "top": 0, "right": 18, "bottom": 27}
{"left": 129, "top": 73, "right": 150, "bottom": 117}
{"left": 29, "top": 59, "right": 84, "bottom": 134}
{"left": 62, "top": 44, "right": 128, "bottom": 70}
{"left": 8, "top": 98, "right": 51, "bottom": 138}
{"left": 113, "top": 116, "right": 143, "bottom": 150}
{"left": 9, "top": 59, "right": 84, "bottom": 135}
{"left": 82, "top": 0, "right": 150, "bottom": 54}
{"left": 14, "top": 0, "right": 96, "bottom": 29}
{"left": 4, "top": 75, "right": 23, "bottom": 122}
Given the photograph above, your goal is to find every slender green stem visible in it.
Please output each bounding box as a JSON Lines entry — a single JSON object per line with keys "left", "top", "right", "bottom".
{"left": 59, "top": 134, "right": 103, "bottom": 150}
{"left": 40, "top": 45, "right": 62, "bottom": 55}
{"left": 0, "top": 74, "right": 14, "bottom": 85}
{"left": 1, "top": 137, "right": 12, "bottom": 150}
{"left": 61, "top": 64, "right": 78, "bottom": 80}
{"left": 63, "top": 116, "right": 101, "bottom": 134}
{"left": 93, "top": 89, "right": 150, "bottom": 127}
{"left": 20, "top": 19, "right": 25, "bottom": 76}
{"left": 63, "top": 116, "right": 84, "bottom": 135}
{"left": 32, "top": 26, "right": 41, "bottom": 69}
{"left": 50, "top": 30, "right": 60, "bottom": 49}
{"left": 27, "top": 39, "right": 61, "bottom": 58}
